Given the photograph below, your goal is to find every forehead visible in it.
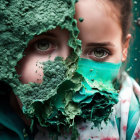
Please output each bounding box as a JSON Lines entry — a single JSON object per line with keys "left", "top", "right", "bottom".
{"left": 75, "top": 0, "right": 120, "bottom": 26}
{"left": 75, "top": 0, "right": 121, "bottom": 41}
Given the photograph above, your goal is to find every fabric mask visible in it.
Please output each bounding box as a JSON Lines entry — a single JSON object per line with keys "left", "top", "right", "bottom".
{"left": 73, "top": 58, "right": 122, "bottom": 126}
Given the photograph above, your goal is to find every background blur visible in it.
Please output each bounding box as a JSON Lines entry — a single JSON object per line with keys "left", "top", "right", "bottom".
{"left": 127, "top": 0, "right": 140, "bottom": 83}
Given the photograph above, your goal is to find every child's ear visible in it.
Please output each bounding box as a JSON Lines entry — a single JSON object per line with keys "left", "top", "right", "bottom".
{"left": 122, "top": 34, "right": 131, "bottom": 62}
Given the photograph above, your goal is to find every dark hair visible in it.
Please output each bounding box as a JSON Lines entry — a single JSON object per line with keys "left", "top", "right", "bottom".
{"left": 109, "top": 0, "right": 132, "bottom": 42}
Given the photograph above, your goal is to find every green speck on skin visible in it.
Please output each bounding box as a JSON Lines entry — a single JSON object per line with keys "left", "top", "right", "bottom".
{"left": 79, "top": 17, "right": 84, "bottom": 22}
{"left": 90, "top": 69, "right": 93, "bottom": 72}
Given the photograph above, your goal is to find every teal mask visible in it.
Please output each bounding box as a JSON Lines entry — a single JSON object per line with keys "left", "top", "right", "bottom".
{"left": 77, "top": 58, "right": 122, "bottom": 91}
{"left": 72, "top": 58, "right": 122, "bottom": 126}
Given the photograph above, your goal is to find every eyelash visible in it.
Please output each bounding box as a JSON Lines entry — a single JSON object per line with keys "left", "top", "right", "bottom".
{"left": 29, "top": 38, "right": 57, "bottom": 55}
{"left": 84, "top": 47, "right": 111, "bottom": 62}
{"left": 28, "top": 37, "right": 111, "bottom": 62}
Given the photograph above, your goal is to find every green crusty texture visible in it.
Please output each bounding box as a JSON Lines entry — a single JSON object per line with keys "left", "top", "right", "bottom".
{"left": 0, "top": 0, "right": 81, "bottom": 118}
{"left": 72, "top": 58, "right": 120, "bottom": 127}
{"left": 0, "top": 0, "right": 119, "bottom": 139}
{"left": 0, "top": 0, "right": 81, "bottom": 84}
{"left": 0, "top": 0, "right": 81, "bottom": 137}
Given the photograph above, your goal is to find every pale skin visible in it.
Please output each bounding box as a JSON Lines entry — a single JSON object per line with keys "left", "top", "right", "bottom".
{"left": 15, "top": 0, "right": 131, "bottom": 125}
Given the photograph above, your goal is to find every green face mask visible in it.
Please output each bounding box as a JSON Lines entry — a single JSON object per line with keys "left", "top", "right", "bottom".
{"left": 0, "top": 0, "right": 82, "bottom": 137}
{"left": 71, "top": 58, "right": 122, "bottom": 127}
{"left": 76, "top": 58, "right": 122, "bottom": 91}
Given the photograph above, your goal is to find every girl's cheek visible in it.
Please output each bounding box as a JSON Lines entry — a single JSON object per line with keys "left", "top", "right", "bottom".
{"left": 22, "top": 64, "right": 44, "bottom": 84}
{"left": 16, "top": 44, "right": 70, "bottom": 84}
{"left": 17, "top": 56, "right": 44, "bottom": 84}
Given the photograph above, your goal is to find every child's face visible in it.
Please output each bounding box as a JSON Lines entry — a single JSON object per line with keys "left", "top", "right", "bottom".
{"left": 17, "top": 0, "right": 130, "bottom": 84}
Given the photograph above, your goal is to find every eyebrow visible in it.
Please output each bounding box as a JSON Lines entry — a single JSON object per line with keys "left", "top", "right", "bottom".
{"left": 87, "top": 42, "right": 115, "bottom": 48}
{"left": 41, "top": 32, "right": 57, "bottom": 38}
{"left": 28, "top": 32, "right": 57, "bottom": 46}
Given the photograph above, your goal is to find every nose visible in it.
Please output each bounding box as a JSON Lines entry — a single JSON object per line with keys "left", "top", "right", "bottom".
{"left": 58, "top": 41, "right": 71, "bottom": 59}
{"left": 49, "top": 28, "right": 71, "bottom": 60}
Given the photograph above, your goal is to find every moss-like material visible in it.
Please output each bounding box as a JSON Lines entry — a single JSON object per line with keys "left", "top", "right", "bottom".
{"left": 0, "top": 0, "right": 120, "bottom": 139}
{"left": 79, "top": 17, "right": 84, "bottom": 22}
{"left": 0, "top": 0, "right": 81, "bottom": 138}
{"left": 0, "top": 0, "right": 81, "bottom": 84}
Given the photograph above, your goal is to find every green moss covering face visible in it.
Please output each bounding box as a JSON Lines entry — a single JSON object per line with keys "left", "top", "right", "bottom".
{"left": 0, "top": 0, "right": 121, "bottom": 139}
{"left": 0, "top": 0, "right": 81, "bottom": 134}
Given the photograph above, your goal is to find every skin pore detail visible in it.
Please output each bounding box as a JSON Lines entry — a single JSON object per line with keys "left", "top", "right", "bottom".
{"left": 0, "top": 0, "right": 132, "bottom": 139}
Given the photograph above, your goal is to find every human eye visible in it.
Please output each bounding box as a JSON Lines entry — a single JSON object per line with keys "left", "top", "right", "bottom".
{"left": 87, "top": 47, "right": 111, "bottom": 62}
{"left": 33, "top": 38, "right": 57, "bottom": 55}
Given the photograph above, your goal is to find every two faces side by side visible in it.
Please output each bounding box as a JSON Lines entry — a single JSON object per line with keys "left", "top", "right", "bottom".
{"left": 16, "top": 0, "right": 131, "bottom": 84}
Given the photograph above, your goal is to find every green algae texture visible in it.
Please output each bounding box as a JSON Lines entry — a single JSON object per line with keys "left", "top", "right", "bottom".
{"left": 0, "top": 0, "right": 120, "bottom": 139}
{"left": 79, "top": 17, "right": 84, "bottom": 22}
{"left": 0, "top": 0, "right": 81, "bottom": 85}
{"left": 0, "top": 0, "right": 81, "bottom": 138}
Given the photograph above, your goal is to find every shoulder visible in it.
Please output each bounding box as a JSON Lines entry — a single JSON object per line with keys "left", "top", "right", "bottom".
{"left": 127, "top": 74, "right": 140, "bottom": 140}
{"left": 119, "top": 72, "right": 140, "bottom": 108}
{"left": 118, "top": 72, "right": 140, "bottom": 105}
{"left": 117, "top": 72, "right": 140, "bottom": 140}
